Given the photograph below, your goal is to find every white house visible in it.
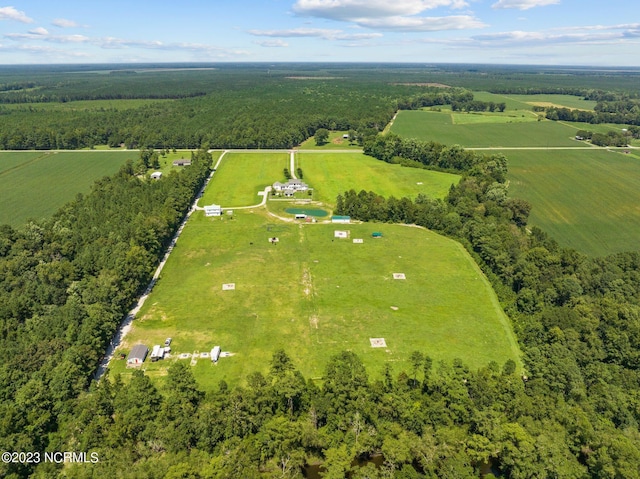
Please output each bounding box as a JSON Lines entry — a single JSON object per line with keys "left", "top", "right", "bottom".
{"left": 204, "top": 204, "right": 222, "bottom": 216}
{"left": 211, "top": 346, "right": 221, "bottom": 362}
{"left": 150, "top": 171, "right": 162, "bottom": 180}
{"left": 273, "top": 179, "right": 309, "bottom": 195}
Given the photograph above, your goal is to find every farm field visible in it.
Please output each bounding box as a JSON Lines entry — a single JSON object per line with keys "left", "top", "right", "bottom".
{"left": 0, "top": 150, "right": 136, "bottom": 226}
{"left": 112, "top": 208, "right": 521, "bottom": 390}
{"left": 0, "top": 98, "right": 173, "bottom": 111}
{"left": 472, "top": 91, "right": 598, "bottom": 111}
{"left": 390, "top": 110, "right": 579, "bottom": 147}
{"left": 506, "top": 148, "right": 640, "bottom": 256}
{"left": 199, "top": 152, "right": 288, "bottom": 207}
{"left": 297, "top": 152, "right": 459, "bottom": 205}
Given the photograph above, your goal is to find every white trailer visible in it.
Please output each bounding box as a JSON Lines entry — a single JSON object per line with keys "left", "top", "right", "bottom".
{"left": 210, "top": 346, "right": 221, "bottom": 362}
{"left": 150, "top": 344, "right": 164, "bottom": 362}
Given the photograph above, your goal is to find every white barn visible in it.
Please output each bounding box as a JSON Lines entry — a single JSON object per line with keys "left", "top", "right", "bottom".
{"left": 204, "top": 204, "right": 222, "bottom": 216}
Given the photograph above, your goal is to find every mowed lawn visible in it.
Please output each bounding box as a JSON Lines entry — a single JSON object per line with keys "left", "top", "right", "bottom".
{"left": 0, "top": 151, "right": 136, "bottom": 226}
{"left": 298, "top": 152, "right": 460, "bottom": 205}
{"left": 390, "top": 110, "right": 579, "bottom": 147}
{"left": 112, "top": 209, "right": 521, "bottom": 390}
{"left": 200, "top": 152, "right": 288, "bottom": 207}
{"left": 506, "top": 149, "right": 640, "bottom": 256}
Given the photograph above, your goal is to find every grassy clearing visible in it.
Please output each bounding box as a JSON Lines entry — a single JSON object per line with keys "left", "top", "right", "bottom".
{"left": 506, "top": 148, "right": 640, "bottom": 256}
{"left": 298, "top": 131, "right": 361, "bottom": 150}
{"left": 507, "top": 94, "right": 597, "bottom": 111}
{"left": 451, "top": 112, "right": 537, "bottom": 125}
{"left": 297, "top": 152, "right": 459, "bottom": 205}
{"left": 391, "top": 110, "right": 579, "bottom": 147}
{"left": 200, "top": 152, "right": 288, "bottom": 207}
{"left": 0, "top": 151, "right": 136, "bottom": 226}
{"left": 111, "top": 208, "right": 521, "bottom": 390}
{"left": 1, "top": 98, "right": 173, "bottom": 111}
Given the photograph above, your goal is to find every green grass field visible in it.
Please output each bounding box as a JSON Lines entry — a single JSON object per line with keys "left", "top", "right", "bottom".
{"left": 200, "top": 152, "right": 288, "bottom": 207}
{"left": 390, "top": 110, "right": 579, "bottom": 147}
{"left": 506, "top": 148, "right": 640, "bottom": 256}
{"left": 111, "top": 208, "right": 521, "bottom": 390}
{"left": 297, "top": 152, "right": 459, "bottom": 205}
{"left": 0, "top": 151, "right": 136, "bottom": 226}
{"left": 298, "top": 131, "right": 361, "bottom": 150}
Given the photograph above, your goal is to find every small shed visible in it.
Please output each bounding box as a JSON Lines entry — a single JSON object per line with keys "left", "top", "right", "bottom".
{"left": 331, "top": 215, "right": 351, "bottom": 224}
{"left": 150, "top": 344, "right": 164, "bottom": 362}
{"left": 211, "top": 346, "right": 221, "bottom": 363}
{"left": 372, "top": 232, "right": 383, "bottom": 238}
{"left": 204, "top": 204, "right": 222, "bottom": 216}
{"left": 150, "top": 172, "right": 163, "bottom": 180}
{"left": 127, "top": 344, "right": 148, "bottom": 366}
{"left": 173, "top": 159, "right": 192, "bottom": 166}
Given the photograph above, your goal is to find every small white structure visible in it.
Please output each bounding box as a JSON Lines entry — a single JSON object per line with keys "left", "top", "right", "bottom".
{"left": 370, "top": 338, "right": 387, "bottom": 348}
{"left": 150, "top": 344, "right": 164, "bottom": 362}
{"left": 393, "top": 273, "right": 406, "bottom": 280}
{"left": 353, "top": 239, "right": 363, "bottom": 244}
{"left": 334, "top": 230, "right": 349, "bottom": 238}
{"left": 343, "top": 134, "right": 349, "bottom": 139}
{"left": 204, "top": 204, "right": 222, "bottom": 217}
{"left": 150, "top": 171, "right": 162, "bottom": 180}
{"left": 222, "top": 283, "right": 236, "bottom": 290}
{"left": 295, "top": 214, "right": 307, "bottom": 220}
{"left": 211, "top": 346, "right": 221, "bottom": 362}
{"left": 331, "top": 216, "right": 351, "bottom": 224}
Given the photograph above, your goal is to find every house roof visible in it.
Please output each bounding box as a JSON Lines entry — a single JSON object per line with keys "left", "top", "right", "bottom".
{"left": 128, "top": 344, "right": 148, "bottom": 361}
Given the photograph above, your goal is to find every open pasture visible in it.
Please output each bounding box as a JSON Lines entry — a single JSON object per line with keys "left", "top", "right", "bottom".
{"left": 112, "top": 209, "right": 521, "bottom": 389}
{"left": 506, "top": 94, "right": 598, "bottom": 111}
{"left": 297, "top": 152, "right": 459, "bottom": 205}
{"left": 390, "top": 110, "right": 579, "bottom": 147}
{"left": 199, "top": 152, "right": 288, "bottom": 207}
{"left": 506, "top": 148, "right": 640, "bottom": 256}
{"left": 0, "top": 151, "right": 135, "bottom": 226}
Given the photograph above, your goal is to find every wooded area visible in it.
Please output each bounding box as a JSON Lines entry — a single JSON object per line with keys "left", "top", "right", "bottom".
{"left": 1, "top": 64, "right": 640, "bottom": 478}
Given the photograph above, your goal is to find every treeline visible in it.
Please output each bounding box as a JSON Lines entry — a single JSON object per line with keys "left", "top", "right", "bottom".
{"left": 0, "top": 150, "right": 212, "bottom": 479}
{"left": 451, "top": 100, "right": 506, "bottom": 113}
{"left": 395, "top": 88, "right": 472, "bottom": 110}
{"left": 543, "top": 104, "right": 640, "bottom": 126}
{"left": 363, "top": 133, "right": 508, "bottom": 179}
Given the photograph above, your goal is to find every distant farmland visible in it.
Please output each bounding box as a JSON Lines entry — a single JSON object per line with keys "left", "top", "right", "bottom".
{"left": 506, "top": 148, "right": 640, "bottom": 256}
{"left": 390, "top": 110, "right": 580, "bottom": 147}
{"left": 0, "top": 151, "right": 136, "bottom": 226}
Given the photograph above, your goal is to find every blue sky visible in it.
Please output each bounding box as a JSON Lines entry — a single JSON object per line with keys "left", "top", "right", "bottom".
{"left": 0, "top": 0, "right": 638, "bottom": 65}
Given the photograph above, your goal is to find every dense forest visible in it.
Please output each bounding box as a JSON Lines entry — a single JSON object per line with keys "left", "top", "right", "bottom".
{"left": 2, "top": 64, "right": 640, "bottom": 477}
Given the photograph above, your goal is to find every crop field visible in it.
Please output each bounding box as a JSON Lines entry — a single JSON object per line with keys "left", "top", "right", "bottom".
{"left": 390, "top": 110, "right": 579, "bottom": 147}
{"left": 199, "top": 152, "right": 288, "bottom": 207}
{"left": 506, "top": 94, "right": 598, "bottom": 111}
{"left": 112, "top": 208, "right": 521, "bottom": 389}
{"left": 0, "top": 151, "right": 136, "bottom": 226}
{"left": 506, "top": 148, "right": 640, "bottom": 256}
{"left": 297, "top": 152, "right": 460, "bottom": 205}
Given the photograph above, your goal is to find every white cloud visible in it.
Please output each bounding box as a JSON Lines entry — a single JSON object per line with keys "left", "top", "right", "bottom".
{"left": 293, "top": 0, "right": 468, "bottom": 20}
{"left": 255, "top": 39, "right": 289, "bottom": 47}
{"left": 52, "top": 18, "right": 79, "bottom": 28}
{"left": 249, "top": 27, "right": 382, "bottom": 40}
{"left": 357, "top": 15, "right": 485, "bottom": 31}
{"left": 492, "top": 0, "right": 559, "bottom": 10}
{"left": 28, "top": 27, "right": 49, "bottom": 35}
{"left": 291, "top": 0, "right": 481, "bottom": 32}
{"left": 0, "top": 6, "right": 33, "bottom": 23}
